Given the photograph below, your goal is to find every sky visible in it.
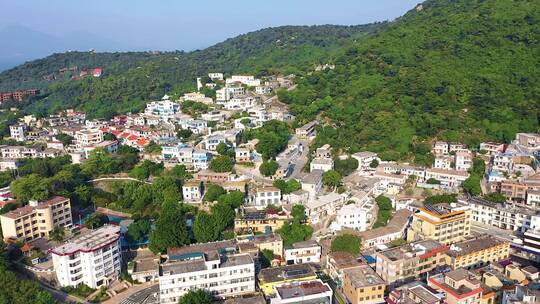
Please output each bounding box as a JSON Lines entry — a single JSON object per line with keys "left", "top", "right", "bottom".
{"left": 0, "top": 0, "right": 420, "bottom": 51}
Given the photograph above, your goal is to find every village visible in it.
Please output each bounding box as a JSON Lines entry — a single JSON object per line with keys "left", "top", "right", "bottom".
{"left": 0, "top": 71, "right": 539, "bottom": 304}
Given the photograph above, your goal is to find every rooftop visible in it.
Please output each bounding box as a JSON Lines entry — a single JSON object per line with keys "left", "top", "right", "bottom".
{"left": 2, "top": 196, "right": 69, "bottom": 219}
{"left": 288, "top": 240, "right": 319, "bottom": 249}
{"left": 302, "top": 170, "right": 323, "bottom": 184}
{"left": 327, "top": 251, "right": 365, "bottom": 270}
{"left": 51, "top": 225, "right": 121, "bottom": 255}
{"left": 355, "top": 209, "right": 412, "bottom": 241}
{"left": 447, "top": 236, "right": 508, "bottom": 258}
{"left": 379, "top": 239, "right": 447, "bottom": 261}
{"left": 259, "top": 263, "right": 315, "bottom": 283}
{"left": 276, "top": 280, "right": 331, "bottom": 299}
{"left": 343, "top": 265, "right": 385, "bottom": 288}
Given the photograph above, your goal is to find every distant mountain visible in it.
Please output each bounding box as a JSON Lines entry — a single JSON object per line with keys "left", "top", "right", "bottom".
{"left": 0, "top": 24, "right": 381, "bottom": 118}
{"left": 0, "top": 24, "right": 130, "bottom": 71}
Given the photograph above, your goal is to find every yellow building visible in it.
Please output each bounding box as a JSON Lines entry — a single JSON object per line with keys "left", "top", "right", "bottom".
{"left": 234, "top": 209, "right": 289, "bottom": 234}
{"left": 0, "top": 196, "right": 72, "bottom": 241}
{"left": 445, "top": 235, "right": 510, "bottom": 270}
{"left": 408, "top": 203, "right": 471, "bottom": 245}
{"left": 342, "top": 265, "right": 386, "bottom": 304}
{"left": 258, "top": 264, "right": 317, "bottom": 295}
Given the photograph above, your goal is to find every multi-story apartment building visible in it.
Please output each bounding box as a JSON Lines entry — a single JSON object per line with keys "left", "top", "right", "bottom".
{"left": 326, "top": 252, "right": 366, "bottom": 283}
{"left": 227, "top": 75, "right": 261, "bottom": 87}
{"left": 358, "top": 209, "right": 412, "bottom": 248}
{"left": 51, "top": 225, "right": 122, "bottom": 288}
{"left": 284, "top": 240, "right": 321, "bottom": 265}
{"left": 0, "top": 196, "right": 72, "bottom": 241}
{"left": 249, "top": 187, "right": 281, "bottom": 209}
{"left": 9, "top": 124, "right": 27, "bottom": 142}
{"left": 467, "top": 197, "right": 498, "bottom": 225}
{"left": 408, "top": 203, "right": 471, "bottom": 245}
{"left": 270, "top": 280, "right": 333, "bottom": 304}
{"left": 514, "top": 133, "right": 540, "bottom": 151}
{"left": 479, "top": 142, "right": 505, "bottom": 156}
{"left": 375, "top": 239, "right": 448, "bottom": 284}
{"left": 0, "top": 145, "right": 62, "bottom": 159}
{"left": 424, "top": 168, "right": 469, "bottom": 189}
{"left": 258, "top": 264, "right": 317, "bottom": 296}
{"left": 192, "top": 150, "right": 213, "bottom": 170}
{"left": 428, "top": 268, "right": 483, "bottom": 304}
{"left": 75, "top": 129, "right": 103, "bottom": 147}
{"left": 159, "top": 249, "right": 255, "bottom": 303}
{"left": 145, "top": 99, "right": 180, "bottom": 122}
{"left": 432, "top": 141, "right": 449, "bottom": 155}
{"left": 387, "top": 281, "right": 444, "bottom": 304}
{"left": 445, "top": 235, "right": 510, "bottom": 270}
{"left": 455, "top": 151, "right": 473, "bottom": 172}
{"left": 234, "top": 209, "right": 289, "bottom": 234}
{"left": 336, "top": 203, "right": 370, "bottom": 231}
{"left": 342, "top": 265, "right": 386, "bottom": 304}
{"left": 434, "top": 155, "right": 453, "bottom": 170}
{"left": 235, "top": 148, "right": 251, "bottom": 162}
{"left": 500, "top": 181, "right": 528, "bottom": 201}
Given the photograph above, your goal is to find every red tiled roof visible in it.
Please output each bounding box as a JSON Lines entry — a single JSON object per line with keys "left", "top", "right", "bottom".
{"left": 127, "top": 135, "right": 138, "bottom": 141}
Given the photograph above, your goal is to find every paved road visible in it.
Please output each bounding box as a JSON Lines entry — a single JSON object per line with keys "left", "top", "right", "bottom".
{"left": 471, "top": 222, "right": 516, "bottom": 242}
{"left": 88, "top": 177, "right": 152, "bottom": 184}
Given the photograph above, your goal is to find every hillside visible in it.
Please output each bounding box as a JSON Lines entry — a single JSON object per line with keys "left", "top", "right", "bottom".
{"left": 0, "top": 24, "right": 380, "bottom": 118}
{"left": 279, "top": 0, "right": 540, "bottom": 162}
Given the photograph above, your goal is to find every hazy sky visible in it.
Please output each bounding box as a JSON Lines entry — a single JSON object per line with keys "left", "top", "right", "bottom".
{"left": 1, "top": 0, "right": 420, "bottom": 51}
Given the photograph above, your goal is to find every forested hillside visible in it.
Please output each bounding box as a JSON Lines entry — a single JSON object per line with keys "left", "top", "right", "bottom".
{"left": 279, "top": 0, "right": 540, "bottom": 162}
{"left": 0, "top": 24, "right": 380, "bottom": 118}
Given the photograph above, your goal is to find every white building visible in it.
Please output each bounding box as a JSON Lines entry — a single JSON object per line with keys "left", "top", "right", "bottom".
{"left": 432, "top": 142, "right": 449, "bottom": 155}
{"left": 75, "top": 129, "right": 104, "bottom": 147}
{"left": 182, "top": 181, "right": 202, "bottom": 202}
{"left": 270, "top": 280, "right": 332, "bottom": 304}
{"left": 455, "top": 151, "right": 473, "bottom": 172}
{"left": 208, "top": 72, "right": 224, "bottom": 81}
{"left": 216, "top": 86, "right": 246, "bottom": 101}
{"left": 480, "top": 142, "right": 505, "bottom": 156}
{"left": 301, "top": 170, "right": 324, "bottom": 200}
{"left": 352, "top": 151, "right": 379, "bottom": 170}
{"left": 310, "top": 157, "right": 334, "bottom": 172}
{"left": 250, "top": 187, "right": 281, "bottom": 209}
{"left": 159, "top": 252, "right": 255, "bottom": 303}
{"left": 336, "top": 203, "right": 369, "bottom": 231}
{"left": 493, "top": 153, "right": 513, "bottom": 172}
{"left": 256, "top": 86, "right": 272, "bottom": 95}
{"left": 424, "top": 168, "right": 469, "bottom": 189}
{"left": 434, "top": 155, "right": 453, "bottom": 170}
{"left": 526, "top": 190, "right": 540, "bottom": 207}
{"left": 10, "top": 124, "right": 27, "bottom": 142}
{"left": 145, "top": 100, "right": 180, "bottom": 122}
{"left": 284, "top": 240, "right": 321, "bottom": 265}
{"left": 51, "top": 225, "right": 122, "bottom": 289}
{"left": 305, "top": 192, "right": 346, "bottom": 224}
{"left": 227, "top": 75, "right": 261, "bottom": 87}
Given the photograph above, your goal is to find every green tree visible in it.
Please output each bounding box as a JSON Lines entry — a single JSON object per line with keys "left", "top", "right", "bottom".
{"left": 331, "top": 234, "right": 361, "bottom": 255}
{"left": 483, "top": 192, "right": 506, "bottom": 204}
{"left": 203, "top": 184, "right": 226, "bottom": 202}
{"left": 291, "top": 204, "right": 306, "bottom": 223}
{"left": 216, "top": 142, "right": 230, "bottom": 156}
{"left": 259, "top": 160, "right": 279, "bottom": 177}
{"left": 55, "top": 133, "right": 74, "bottom": 146}
{"left": 209, "top": 156, "right": 233, "bottom": 173}
{"left": 273, "top": 179, "right": 301, "bottom": 194}
{"left": 85, "top": 213, "right": 109, "bottom": 229}
{"left": 369, "top": 159, "right": 379, "bottom": 168}
{"left": 463, "top": 175, "right": 482, "bottom": 196}
{"left": 11, "top": 174, "right": 51, "bottom": 202}
{"left": 127, "top": 218, "right": 152, "bottom": 243}
{"left": 176, "top": 128, "right": 193, "bottom": 140}
{"left": 424, "top": 194, "right": 457, "bottom": 205}
{"left": 260, "top": 249, "right": 275, "bottom": 268}
{"left": 149, "top": 202, "right": 190, "bottom": 254}
{"left": 193, "top": 212, "right": 217, "bottom": 243}
{"left": 210, "top": 202, "right": 236, "bottom": 239}
{"left": 334, "top": 157, "right": 359, "bottom": 176}
{"left": 322, "top": 170, "right": 342, "bottom": 189}
{"left": 103, "top": 132, "right": 117, "bottom": 141}
{"left": 426, "top": 178, "right": 440, "bottom": 185}
{"left": 217, "top": 191, "right": 245, "bottom": 208}
{"left": 178, "top": 289, "right": 215, "bottom": 304}
{"left": 50, "top": 226, "right": 65, "bottom": 242}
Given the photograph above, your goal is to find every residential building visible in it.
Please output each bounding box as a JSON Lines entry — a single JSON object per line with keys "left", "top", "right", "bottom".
{"left": 284, "top": 240, "right": 321, "bottom": 265}
{"left": 234, "top": 209, "right": 289, "bottom": 234}
{"left": 301, "top": 170, "right": 323, "bottom": 199}
{"left": 270, "top": 280, "right": 333, "bottom": 304}
{"left": 0, "top": 158, "right": 19, "bottom": 171}
{"left": 75, "top": 129, "right": 104, "bottom": 147}
{"left": 408, "top": 203, "right": 471, "bottom": 245}
{"left": 493, "top": 153, "right": 513, "bottom": 172}
{"left": 192, "top": 150, "right": 213, "bottom": 170}
{"left": 520, "top": 229, "right": 540, "bottom": 257}
{"left": 514, "top": 133, "right": 540, "bottom": 150}
{"left": 432, "top": 142, "right": 449, "bottom": 155}
{"left": 249, "top": 187, "right": 281, "bottom": 209}
{"left": 500, "top": 181, "right": 528, "bottom": 201}
{"left": 208, "top": 73, "right": 224, "bottom": 81}
{"left": 467, "top": 197, "right": 498, "bottom": 226}
{"left": 425, "top": 168, "right": 469, "bottom": 189}
{"left": 145, "top": 99, "right": 180, "bottom": 122}
{"left": 160, "top": 245, "right": 255, "bottom": 303}
{"left": 305, "top": 192, "right": 346, "bottom": 224}
{"left": 342, "top": 265, "right": 386, "bottom": 304}
{"left": 248, "top": 233, "right": 283, "bottom": 258}
{"left": 502, "top": 285, "right": 540, "bottom": 304}
{"left": 444, "top": 235, "right": 510, "bottom": 270}
{"left": 127, "top": 249, "right": 159, "bottom": 283}
{"left": 258, "top": 264, "right": 317, "bottom": 296}
{"left": 194, "top": 170, "right": 232, "bottom": 184}
{"left": 326, "top": 252, "right": 366, "bottom": 283}
{"left": 216, "top": 86, "right": 245, "bottom": 101}
{"left": 336, "top": 203, "right": 370, "bottom": 231}
{"left": 182, "top": 180, "right": 203, "bottom": 202}
{"left": 204, "top": 134, "right": 227, "bottom": 151}
{"left": 310, "top": 157, "right": 334, "bottom": 172}
{"left": 235, "top": 148, "right": 251, "bottom": 163}
{"left": 51, "top": 225, "right": 122, "bottom": 288}
{"left": 387, "top": 281, "right": 444, "bottom": 304}
{"left": 375, "top": 239, "right": 448, "bottom": 284}
{"left": 295, "top": 121, "right": 318, "bottom": 139}
{"left": 480, "top": 142, "right": 505, "bottom": 156}
{"left": 227, "top": 75, "right": 261, "bottom": 87}
{"left": 428, "top": 268, "right": 483, "bottom": 304}
{"left": 357, "top": 209, "right": 412, "bottom": 248}
{"left": 9, "top": 124, "right": 27, "bottom": 142}
{"left": 352, "top": 152, "right": 379, "bottom": 169}
{"left": 1, "top": 196, "right": 72, "bottom": 241}
{"left": 455, "top": 151, "right": 473, "bottom": 172}
{"left": 255, "top": 86, "right": 272, "bottom": 95}
{"left": 434, "top": 155, "right": 453, "bottom": 170}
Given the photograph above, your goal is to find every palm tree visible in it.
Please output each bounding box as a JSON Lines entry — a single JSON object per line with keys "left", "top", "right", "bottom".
{"left": 50, "top": 226, "right": 65, "bottom": 242}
